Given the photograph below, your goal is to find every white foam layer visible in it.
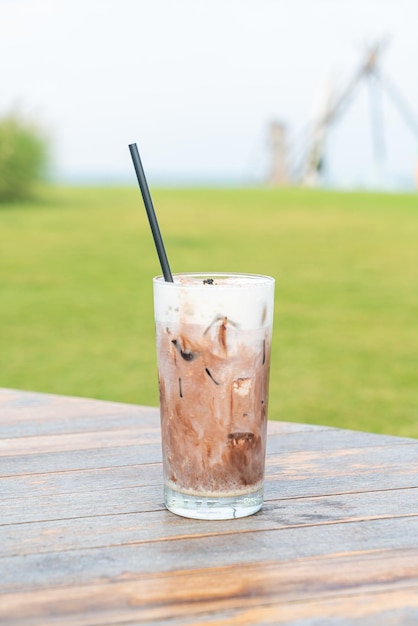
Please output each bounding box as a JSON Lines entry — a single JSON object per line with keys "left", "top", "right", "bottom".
{"left": 153, "top": 273, "right": 275, "bottom": 329}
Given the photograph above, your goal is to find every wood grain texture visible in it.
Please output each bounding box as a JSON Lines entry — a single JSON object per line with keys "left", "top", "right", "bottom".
{"left": 2, "top": 550, "right": 418, "bottom": 624}
{"left": 1, "top": 387, "right": 418, "bottom": 625}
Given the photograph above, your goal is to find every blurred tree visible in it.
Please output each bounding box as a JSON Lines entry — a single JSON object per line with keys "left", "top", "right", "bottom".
{"left": 0, "top": 113, "right": 48, "bottom": 202}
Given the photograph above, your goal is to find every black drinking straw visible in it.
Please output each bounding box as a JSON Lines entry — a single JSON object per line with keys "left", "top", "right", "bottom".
{"left": 129, "top": 143, "right": 174, "bottom": 282}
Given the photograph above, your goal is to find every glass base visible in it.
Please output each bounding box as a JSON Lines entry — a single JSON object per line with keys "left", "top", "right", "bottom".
{"left": 164, "top": 484, "right": 264, "bottom": 520}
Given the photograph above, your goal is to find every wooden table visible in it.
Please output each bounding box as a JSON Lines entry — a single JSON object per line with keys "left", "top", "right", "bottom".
{"left": 1, "top": 388, "right": 418, "bottom": 625}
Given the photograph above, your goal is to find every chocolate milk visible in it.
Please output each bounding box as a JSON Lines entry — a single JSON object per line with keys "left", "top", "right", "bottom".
{"left": 153, "top": 274, "right": 275, "bottom": 519}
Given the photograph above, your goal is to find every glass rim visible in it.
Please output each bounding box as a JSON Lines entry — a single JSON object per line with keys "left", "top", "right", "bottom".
{"left": 153, "top": 272, "right": 275, "bottom": 288}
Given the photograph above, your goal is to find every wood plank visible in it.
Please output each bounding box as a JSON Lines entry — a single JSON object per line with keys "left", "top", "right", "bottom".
{"left": 148, "top": 587, "right": 418, "bottom": 626}
{"left": 1, "top": 549, "right": 418, "bottom": 625}
{"left": 0, "top": 482, "right": 165, "bottom": 525}
{"left": 0, "top": 412, "right": 159, "bottom": 438}
{"left": 1, "top": 424, "right": 414, "bottom": 457}
{"left": 0, "top": 444, "right": 162, "bottom": 477}
{"left": 0, "top": 388, "right": 322, "bottom": 438}
{"left": 0, "top": 463, "right": 162, "bottom": 500}
{"left": 2, "top": 516, "right": 418, "bottom": 591}
{"left": 1, "top": 479, "right": 411, "bottom": 527}
{"left": 0, "top": 387, "right": 156, "bottom": 422}
{"left": 4, "top": 427, "right": 340, "bottom": 458}
{"left": 1, "top": 488, "right": 417, "bottom": 557}
{"left": 0, "top": 409, "right": 324, "bottom": 440}
{"left": 1, "top": 421, "right": 417, "bottom": 476}
{"left": 197, "top": 589, "right": 418, "bottom": 626}
{"left": 0, "top": 428, "right": 162, "bottom": 456}
{"left": 3, "top": 432, "right": 417, "bottom": 500}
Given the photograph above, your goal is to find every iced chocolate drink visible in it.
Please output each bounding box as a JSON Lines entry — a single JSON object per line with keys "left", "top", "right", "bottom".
{"left": 153, "top": 273, "right": 275, "bottom": 519}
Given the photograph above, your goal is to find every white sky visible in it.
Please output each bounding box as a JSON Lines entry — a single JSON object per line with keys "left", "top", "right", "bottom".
{"left": 1, "top": 0, "right": 417, "bottom": 188}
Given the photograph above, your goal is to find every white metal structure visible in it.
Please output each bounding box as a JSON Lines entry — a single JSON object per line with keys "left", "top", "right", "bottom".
{"left": 299, "top": 41, "right": 418, "bottom": 187}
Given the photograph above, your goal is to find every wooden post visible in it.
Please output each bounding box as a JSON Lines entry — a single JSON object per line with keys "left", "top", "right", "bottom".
{"left": 267, "top": 121, "right": 289, "bottom": 186}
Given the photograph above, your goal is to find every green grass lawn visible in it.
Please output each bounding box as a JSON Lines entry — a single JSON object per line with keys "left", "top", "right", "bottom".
{"left": 1, "top": 185, "right": 417, "bottom": 437}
